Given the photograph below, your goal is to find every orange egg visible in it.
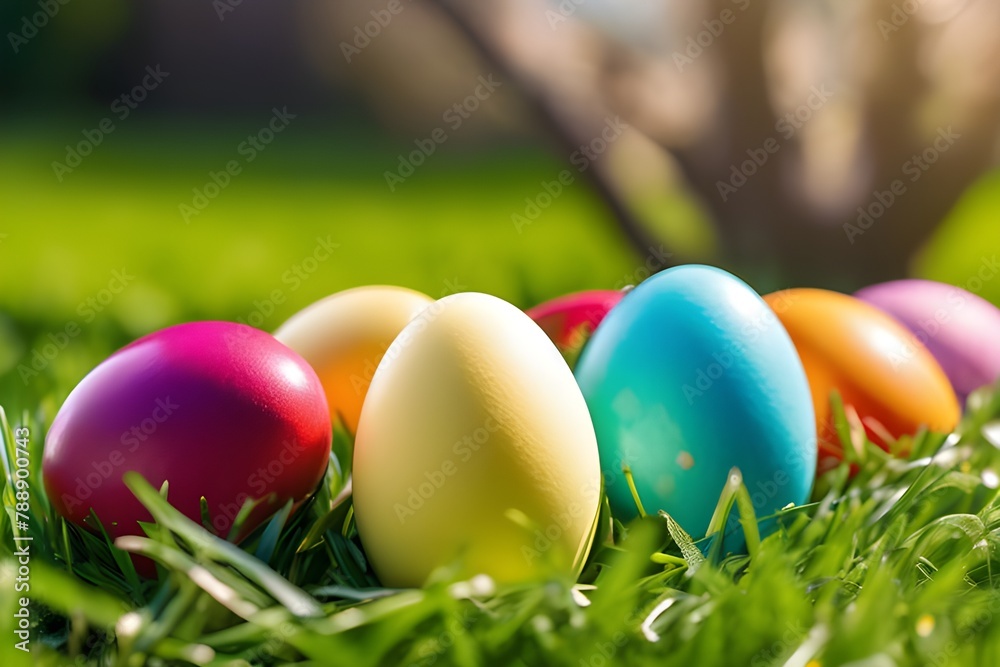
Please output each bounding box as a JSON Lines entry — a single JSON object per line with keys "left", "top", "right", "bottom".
{"left": 764, "top": 288, "right": 960, "bottom": 471}
{"left": 274, "top": 286, "right": 433, "bottom": 434}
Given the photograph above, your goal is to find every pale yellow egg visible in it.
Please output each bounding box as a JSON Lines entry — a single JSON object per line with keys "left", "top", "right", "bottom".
{"left": 353, "top": 292, "right": 602, "bottom": 587}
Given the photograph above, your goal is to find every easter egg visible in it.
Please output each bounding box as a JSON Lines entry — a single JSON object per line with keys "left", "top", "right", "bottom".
{"left": 353, "top": 293, "right": 602, "bottom": 587}
{"left": 764, "top": 289, "right": 961, "bottom": 470}
{"left": 42, "top": 322, "right": 331, "bottom": 574}
{"left": 854, "top": 279, "right": 1000, "bottom": 402}
{"left": 274, "top": 286, "right": 433, "bottom": 433}
{"left": 526, "top": 290, "right": 624, "bottom": 355}
{"left": 574, "top": 265, "right": 815, "bottom": 538}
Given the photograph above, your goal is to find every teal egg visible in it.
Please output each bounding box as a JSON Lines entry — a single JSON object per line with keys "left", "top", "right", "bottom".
{"left": 574, "top": 265, "right": 815, "bottom": 539}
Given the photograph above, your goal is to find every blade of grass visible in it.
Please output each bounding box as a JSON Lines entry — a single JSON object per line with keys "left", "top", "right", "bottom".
{"left": 123, "top": 473, "right": 323, "bottom": 619}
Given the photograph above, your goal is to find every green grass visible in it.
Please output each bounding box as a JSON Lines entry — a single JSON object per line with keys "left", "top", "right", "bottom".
{"left": 4, "top": 384, "right": 1000, "bottom": 667}
{"left": 0, "top": 116, "right": 711, "bottom": 411}
{"left": 1, "top": 116, "right": 997, "bottom": 404}
{"left": 4, "top": 120, "right": 1000, "bottom": 665}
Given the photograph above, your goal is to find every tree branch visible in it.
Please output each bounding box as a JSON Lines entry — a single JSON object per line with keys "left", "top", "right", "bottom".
{"left": 423, "top": 0, "right": 668, "bottom": 261}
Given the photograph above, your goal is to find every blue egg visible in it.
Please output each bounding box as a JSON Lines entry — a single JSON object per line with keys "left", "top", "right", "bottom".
{"left": 574, "top": 265, "right": 815, "bottom": 539}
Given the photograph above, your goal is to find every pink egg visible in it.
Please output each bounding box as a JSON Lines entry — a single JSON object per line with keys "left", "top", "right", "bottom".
{"left": 855, "top": 279, "right": 1000, "bottom": 401}
{"left": 526, "top": 290, "right": 624, "bottom": 354}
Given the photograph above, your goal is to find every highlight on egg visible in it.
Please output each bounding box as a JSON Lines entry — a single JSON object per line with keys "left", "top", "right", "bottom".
{"left": 274, "top": 285, "right": 433, "bottom": 434}
{"left": 36, "top": 274, "right": 983, "bottom": 593}
{"left": 352, "top": 292, "right": 603, "bottom": 587}
{"left": 42, "top": 321, "right": 332, "bottom": 575}
{"left": 765, "top": 288, "right": 961, "bottom": 472}
{"left": 854, "top": 278, "right": 1000, "bottom": 402}
{"left": 574, "top": 265, "right": 816, "bottom": 542}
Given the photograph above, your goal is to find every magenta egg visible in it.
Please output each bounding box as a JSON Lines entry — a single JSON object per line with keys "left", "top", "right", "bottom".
{"left": 42, "top": 321, "right": 332, "bottom": 572}
{"left": 526, "top": 290, "right": 624, "bottom": 354}
{"left": 855, "top": 279, "right": 1000, "bottom": 401}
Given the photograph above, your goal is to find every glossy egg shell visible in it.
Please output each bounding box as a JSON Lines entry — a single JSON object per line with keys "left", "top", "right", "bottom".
{"left": 42, "top": 321, "right": 331, "bottom": 572}
{"left": 353, "top": 293, "right": 602, "bottom": 587}
{"left": 855, "top": 279, "right": 1000, "bottom": 402}
{"left": 574, "top": 265, "right": 816, "bottom": 539}
{"left": 764, "top": 288, "right": 961, "bottom": 470}
{"left": 274, "top": 285, "right": 433, "bottom": 434}
{"left": 526, "top": 290, "right": 624, "bottom": 354}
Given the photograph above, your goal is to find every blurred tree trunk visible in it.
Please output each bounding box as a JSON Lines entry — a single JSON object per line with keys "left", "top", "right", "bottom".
{"left": 427, "top": 0, "right": 1000, "bottom": 289}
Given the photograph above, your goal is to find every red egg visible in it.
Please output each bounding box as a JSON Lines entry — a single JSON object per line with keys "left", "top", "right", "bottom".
{"left": 42, "top": 322, "right": 331, "bottom": 573}
{"left": 526, "top": 290, "right": 624, "bottom": 354}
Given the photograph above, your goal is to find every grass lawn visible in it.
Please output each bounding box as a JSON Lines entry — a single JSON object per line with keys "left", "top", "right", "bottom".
{"left": 0, "top": 116, "right": 712, "bottom": 409}
{"left": 2, "top": 117, "right": 1000, "bottom": 666}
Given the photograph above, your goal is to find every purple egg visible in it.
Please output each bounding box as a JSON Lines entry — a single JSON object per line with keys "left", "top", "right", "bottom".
{"left": 855, "top": 279, "right": 1000, "bottom": 401}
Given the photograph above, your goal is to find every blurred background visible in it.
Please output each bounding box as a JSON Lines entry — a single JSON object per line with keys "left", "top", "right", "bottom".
{"left": 2, "top": 0, "right": 999, "bottom": 409}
